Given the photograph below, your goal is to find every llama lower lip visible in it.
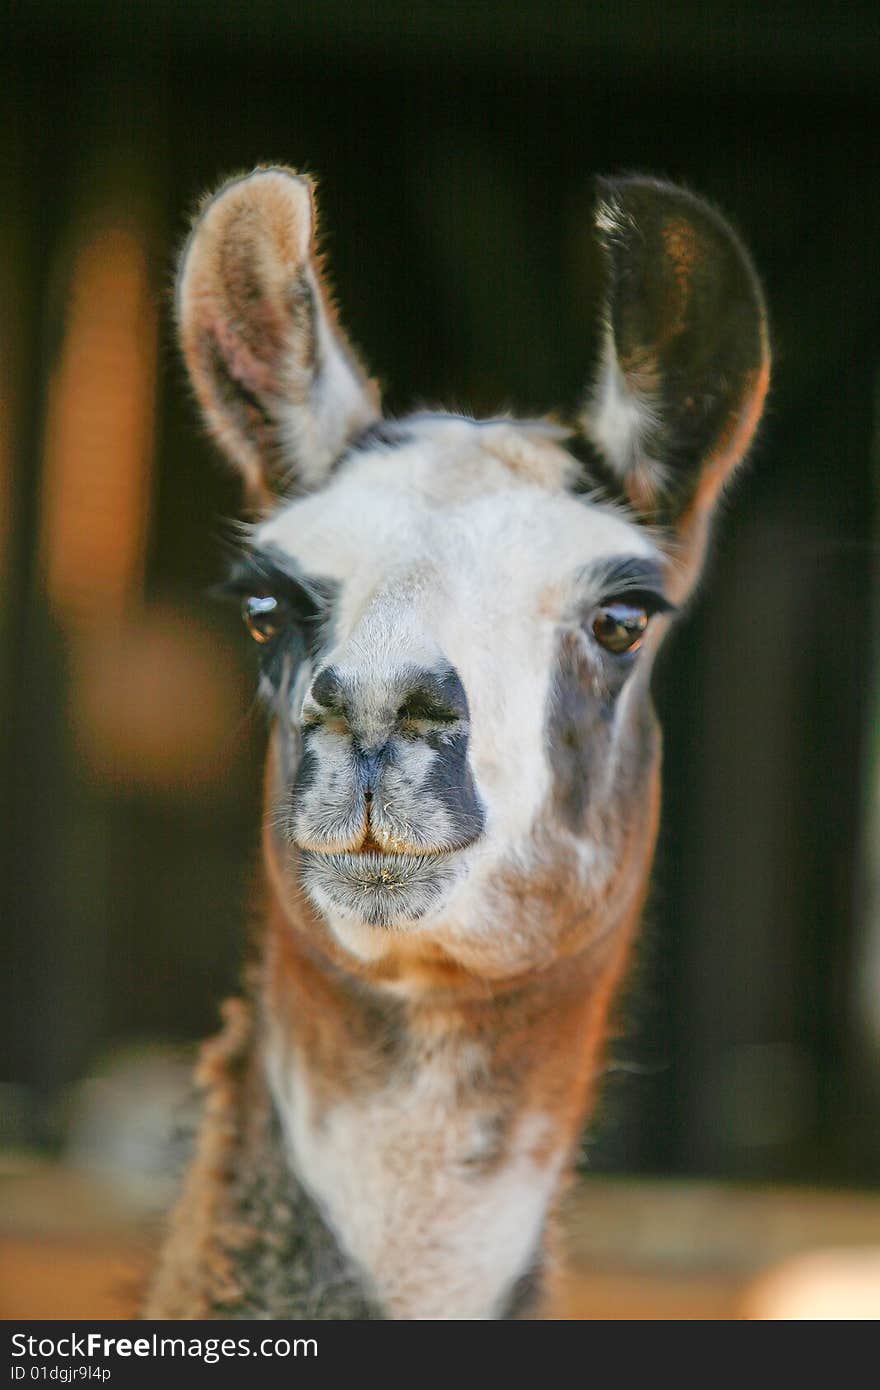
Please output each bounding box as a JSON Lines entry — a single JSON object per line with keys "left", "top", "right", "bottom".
{"left": 297, "top": 849, "right": 460, "bottom": 927}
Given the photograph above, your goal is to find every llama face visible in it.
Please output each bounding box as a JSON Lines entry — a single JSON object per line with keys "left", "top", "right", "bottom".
{"left": 178, "top": 168, "right": 768, "bottom": 974}
{"left": 233, "top": 415, "right": 669, "bottom": 949}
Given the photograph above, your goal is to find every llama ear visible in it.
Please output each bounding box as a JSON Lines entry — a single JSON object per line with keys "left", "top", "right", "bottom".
{"left": 579, "top": 176, "right": 770, "bottom": 587}
{"left": 176, "top": 167, "right": 380, "bottom": 508}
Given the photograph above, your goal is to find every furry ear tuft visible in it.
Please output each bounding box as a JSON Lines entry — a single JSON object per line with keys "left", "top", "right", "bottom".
{"left": 176, "top": 166, "right": 380, "bottom": 510}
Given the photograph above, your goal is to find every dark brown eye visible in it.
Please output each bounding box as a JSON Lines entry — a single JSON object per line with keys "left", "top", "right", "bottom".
{"left": 591, "top": 602, "right": 650, "bottom": 655}
{"left": 243, "top": 595, "right": 287, "bottom": 644}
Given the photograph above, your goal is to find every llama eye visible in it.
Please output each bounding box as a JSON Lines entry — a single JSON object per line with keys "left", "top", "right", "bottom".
{"left": 591, "top": 601, "right": 650, "bottom": 655}
{"left": 243, "top": 595, "right": 288, "bottom": 644}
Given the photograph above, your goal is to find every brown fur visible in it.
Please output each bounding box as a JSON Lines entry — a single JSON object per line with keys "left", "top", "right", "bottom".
{"left": 144, "top": 993, "right": 382, "bottom": 1319}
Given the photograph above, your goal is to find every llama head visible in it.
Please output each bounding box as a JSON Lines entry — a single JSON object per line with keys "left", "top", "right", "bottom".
{"left": 177, "top": 168, "right": 769, "bottom": 980}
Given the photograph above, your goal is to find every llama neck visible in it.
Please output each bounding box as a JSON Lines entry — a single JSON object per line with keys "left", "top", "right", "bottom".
{"left": 261, "top": 890, "right": 631, "bottom": 1320}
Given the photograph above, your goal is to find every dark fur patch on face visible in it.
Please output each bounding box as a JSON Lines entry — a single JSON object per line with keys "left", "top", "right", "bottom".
{"left": 546, "top": 557, "right": 670, "bottom": 831}
{"left": 421, "top": 728, "right": 485, "bottom": 843}
{"left": 388, "top": 665, "right": 485, "bottom": 850}
{"left": 547, "top": 629, "right": 616, "bottom": 830}
{"left": 292, "top": 741, "right": 319, "bottom": 801}
{"left": 218, "top": 547, "right": 338, "bottom": 695}
{"left": 547, "top": 633, "right": 662, "bottom": 835}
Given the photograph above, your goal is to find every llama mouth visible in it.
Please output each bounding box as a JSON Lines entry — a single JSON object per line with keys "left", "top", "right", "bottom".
{"left": 297, "top": 848, "right": 462, "bottom": 927}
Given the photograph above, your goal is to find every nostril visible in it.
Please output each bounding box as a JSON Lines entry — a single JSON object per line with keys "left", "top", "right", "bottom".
{"left": 395, "top": 670, "right": 469, "bottom": 727}
{"left": 397, "top": 698, "right": 460, "bottom": 726}
{"left": 304, "top": 665, "right": 352, "bottom": 729}
{"left": 311, "top": 664, "right": 345, "bottom": 713}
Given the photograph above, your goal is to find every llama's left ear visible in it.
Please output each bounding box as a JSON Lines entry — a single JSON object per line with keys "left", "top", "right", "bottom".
{"left": 579, "top": 176, "right": 770, "bottom": 592}
{"left": 176, "top": 167, "right": 380, "bottom": 509}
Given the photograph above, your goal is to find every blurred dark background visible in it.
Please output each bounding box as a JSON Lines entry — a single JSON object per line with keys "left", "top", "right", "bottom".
{"left": 2, "top": 1, "right": 880, "bottom": 1190}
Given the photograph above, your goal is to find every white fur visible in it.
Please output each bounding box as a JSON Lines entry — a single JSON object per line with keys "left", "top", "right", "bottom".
{"left": 279, "top": 265, "right": 378, "bottom": 489}
{"left": 267, "top": 1029, "right": 564, "bottom": 1319}
{"left": 582, "top": 323, "right": 669, "bottom": 500}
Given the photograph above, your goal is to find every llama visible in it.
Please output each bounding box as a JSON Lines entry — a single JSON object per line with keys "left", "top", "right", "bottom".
{"left": 145, "top": 167, "right": 770, "bottom": 1319}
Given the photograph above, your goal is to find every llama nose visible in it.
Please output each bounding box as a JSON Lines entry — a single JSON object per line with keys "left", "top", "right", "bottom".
{"left": 303, "top": 663, "right": 468, "bottom": 748}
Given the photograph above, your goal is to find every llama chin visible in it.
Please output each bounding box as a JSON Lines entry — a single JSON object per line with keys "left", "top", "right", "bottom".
{"left": 298, "top": 847, "right": 464, "bottom": 928}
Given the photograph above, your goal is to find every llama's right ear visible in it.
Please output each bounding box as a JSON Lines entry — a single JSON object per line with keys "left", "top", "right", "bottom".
{"left": 176, "top": 167, "right": 380, "bottom": 509}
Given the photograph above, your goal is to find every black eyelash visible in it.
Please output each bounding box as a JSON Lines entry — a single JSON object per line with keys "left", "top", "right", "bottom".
{"left": 596, "top": 588, "right": 677, "bottom": 616}
{"left": 212, "top": 553, "right": 336, "bottom": 694}
{"left": 212, "top": 567, "right": 328, "bottom": 614}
